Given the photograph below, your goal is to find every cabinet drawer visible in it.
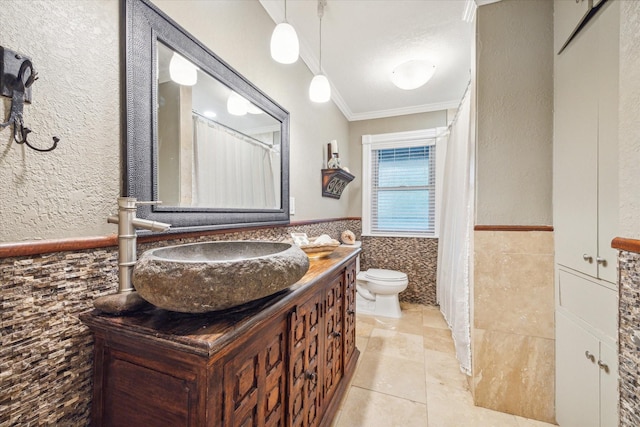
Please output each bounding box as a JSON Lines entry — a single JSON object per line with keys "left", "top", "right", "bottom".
{"left": 557, "top": 270, "right": 616, "bottom": 338}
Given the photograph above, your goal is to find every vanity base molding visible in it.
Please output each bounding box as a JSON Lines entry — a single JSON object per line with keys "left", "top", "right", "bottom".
{"left": 81, "top": 246, "right": 360, "bottom": 427}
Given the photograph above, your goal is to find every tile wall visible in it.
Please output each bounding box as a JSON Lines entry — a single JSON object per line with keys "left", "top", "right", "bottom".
{"left": 360, "top": 236, "right": 439, "bottom": 305}
{"left": 619, "top": 250, "right": 640, "bottom": 427}
{"left": 472, "top": 230, "right": 555, "bottom": 423}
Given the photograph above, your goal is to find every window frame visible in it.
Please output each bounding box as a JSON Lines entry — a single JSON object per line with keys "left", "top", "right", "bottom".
{"left": 362, "top": 128, "right": 447, "bottom": 238}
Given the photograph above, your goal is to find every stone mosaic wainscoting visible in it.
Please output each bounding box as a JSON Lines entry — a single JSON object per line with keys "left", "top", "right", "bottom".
{"left": 360, "top": 236, "right": 438, "bottom": 306}
{"left": 472, "top": 230, "right": 555, "bottom": 423}
{"left": 0, "top": 219, "right": 362, "bottom": 426}
{"left": 619, "top": 250, "right": 640, "bottom": 427}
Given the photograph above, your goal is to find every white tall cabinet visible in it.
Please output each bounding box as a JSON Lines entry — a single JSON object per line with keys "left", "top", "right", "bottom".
{"left": 553, "top": 1, "right": 619, "bottom": 426}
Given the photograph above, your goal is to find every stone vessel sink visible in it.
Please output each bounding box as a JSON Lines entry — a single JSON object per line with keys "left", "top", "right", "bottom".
{"left": 132, "top": 241, "right": 310, "bottom": 313}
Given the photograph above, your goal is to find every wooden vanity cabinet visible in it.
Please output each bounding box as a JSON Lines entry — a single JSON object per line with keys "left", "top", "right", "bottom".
{"left": 82, "top": 249, "right": 359, "bottom": 427}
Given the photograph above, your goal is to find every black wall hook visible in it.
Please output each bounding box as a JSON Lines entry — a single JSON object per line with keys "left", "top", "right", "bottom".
{"left": 0, "top": 46, "right": 60, "bottom": 153}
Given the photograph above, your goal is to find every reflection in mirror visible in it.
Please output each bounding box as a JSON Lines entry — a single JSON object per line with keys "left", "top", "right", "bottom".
{"left": 156, "top": 42, "right": 282, "bottom": 210}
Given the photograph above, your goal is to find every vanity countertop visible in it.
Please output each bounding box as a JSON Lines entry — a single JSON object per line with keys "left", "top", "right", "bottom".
{"left": 80, "top": 245, "right": 360, "bottom": 357}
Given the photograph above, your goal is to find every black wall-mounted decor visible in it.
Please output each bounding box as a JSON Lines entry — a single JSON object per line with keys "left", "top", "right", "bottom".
{"left": 321, "top": 169, "right": 355, "bottom": 199}
{"left": 0, "top": 46, "right": 59, "bottom": 152}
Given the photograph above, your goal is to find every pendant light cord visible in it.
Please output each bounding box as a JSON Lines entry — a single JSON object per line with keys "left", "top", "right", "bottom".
{"left": 317, "top": 0, "right": 327, "bottom": 72}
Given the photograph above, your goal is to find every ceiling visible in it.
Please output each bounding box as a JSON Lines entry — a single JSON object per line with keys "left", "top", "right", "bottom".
{"left": 258, "top": 0, "right": 477, "bottom": 121}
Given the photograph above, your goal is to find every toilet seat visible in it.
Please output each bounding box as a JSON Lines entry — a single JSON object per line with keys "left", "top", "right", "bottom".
{"left": 362, "top": 268, "right": 407, "bottom": 283}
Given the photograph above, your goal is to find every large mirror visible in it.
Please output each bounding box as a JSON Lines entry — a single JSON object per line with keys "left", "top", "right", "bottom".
{"left": 123, "top": 0, "right": 290, "bottom": 232}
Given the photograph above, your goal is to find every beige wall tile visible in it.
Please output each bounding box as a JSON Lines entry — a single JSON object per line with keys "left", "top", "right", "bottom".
{"left": 473, "top": 230, "right": 555, "bottom": 339}
{"left": 472, "top": 329, "right": 555, "bottom": 424}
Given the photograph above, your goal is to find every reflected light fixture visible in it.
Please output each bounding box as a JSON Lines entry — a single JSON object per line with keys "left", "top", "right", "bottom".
{"left": 227, "top": 92, "right": 249, "bottom": 116}
{"left": 309, "top": 0, "right": 330, "bottom": 103}
{"left": 390, "top": 60, "right": 436, "bottom": 90}
{"left": 169, "top": 52, "right": 198, "bottom": 86}
{"left": 203, "top": 110, "right": 217, "bottom": 119}
{"left": 270, "top": 0, "right": 299, "bottom": 64}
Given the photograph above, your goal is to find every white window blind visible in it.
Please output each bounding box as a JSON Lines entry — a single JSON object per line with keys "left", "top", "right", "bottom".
{"left": 370, "top": 144, "right": 436, "bottom": 236}
{"left": 362, "top": 128, "right": 446, "bottom": 238}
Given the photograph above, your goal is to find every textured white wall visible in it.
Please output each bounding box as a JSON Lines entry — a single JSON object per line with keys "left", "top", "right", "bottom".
{"left": 475, "top": 0, "right": 553, "bottom": 226}
{"left": 0, "top": 0, "right": 351, "bottom": 242}
{"left": 0, "top": 1, "right": 120, "bottom": 242}
{"left": 619, "top": 1, "right": 640, "bottom": 240}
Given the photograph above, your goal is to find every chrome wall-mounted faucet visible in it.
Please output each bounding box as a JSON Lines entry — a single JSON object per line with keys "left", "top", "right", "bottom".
{"left": 94, "top": 197, "right": 170, "bottom": 314}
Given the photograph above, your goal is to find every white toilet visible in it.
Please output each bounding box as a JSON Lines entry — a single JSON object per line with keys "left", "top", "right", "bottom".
{"left": 356, "top": 268, "right": 408, "bottom": 318}
{"left": 342, "top": 241, "right": 408, "bottom": 319}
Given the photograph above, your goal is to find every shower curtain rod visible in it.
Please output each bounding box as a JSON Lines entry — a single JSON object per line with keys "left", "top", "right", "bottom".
{"left": 192, "top": 110, "right": 275, "bottom": 149}
{"left": 441, "top": 78, "right": 472, "bottom": 136}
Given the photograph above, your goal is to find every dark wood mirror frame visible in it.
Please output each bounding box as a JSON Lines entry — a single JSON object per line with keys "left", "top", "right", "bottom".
{"left": 122, "top": 0, "right": 290, "bottom": 233}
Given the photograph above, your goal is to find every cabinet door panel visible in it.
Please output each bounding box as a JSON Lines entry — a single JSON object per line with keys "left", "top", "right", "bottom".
{"left": 556, "top": 311, "right": 599, "bottom": 427}
{"left": 595, "top": 0, "right": 619, "bottom": 283}
{"left": 288, "top": 298, "right": 322, "bottom": 427}
{"left": 344, "top": 261, "right": 357, "bottom": 365}
{"left": 223, "top": 319, "right": 287, "bottom": 427}
{"left": 323, "top": 274, "right": 344, "bottom": 404}
{"left": 599, "top": 341, "right": 618, "bottom": 427}
{"left": 554, "top": 17, "right": 598, "bottom": 277}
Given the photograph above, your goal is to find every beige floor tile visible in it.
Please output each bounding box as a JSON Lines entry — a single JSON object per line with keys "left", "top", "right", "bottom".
{"left": 355, "top": 314, "right": 376, "bottom": 337}
{"left": 358, "top": 309, "right": 424, "bottom": 335}
{"left": 515, "top": 415, "right": 558, "bottom": 426}
{"left": 423, "top": 306, "right": 449, "bottom": 329}
{"left": 423, "top": 326, "right": 455, "bottom": 353}
{"left": 335, "top": 386, "right": 428, "bottom": 427}
{"left": 424, "top": 349, "right": 470, "bottom": 392}
{"left": 352, "top": 352, "right": 427, "bottom": 403}
{"left": 356, "top": 335, "right": 369, "bottom": 353}
{"left": 426, "top": 382, "right": 520, "bottom": 427}
{"left": 366, "top": 328, "right": 424, "bottom": 362}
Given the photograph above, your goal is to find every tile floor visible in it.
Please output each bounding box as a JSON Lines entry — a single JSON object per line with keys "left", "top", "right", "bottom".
{"left": 332, "top": 303, "right": 558, "bottom": 427}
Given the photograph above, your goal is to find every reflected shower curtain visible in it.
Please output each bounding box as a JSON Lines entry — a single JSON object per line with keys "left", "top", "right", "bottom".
{"left": 192, "top": 116, "right": 277, "bottom": 209}
{"left": 436, "top": 83, "right": 474, "bottom": 375}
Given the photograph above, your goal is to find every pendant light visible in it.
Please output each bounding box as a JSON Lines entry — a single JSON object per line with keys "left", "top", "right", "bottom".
{"left": 169, "top": 52, "right": 198, "bottom": 86}
{"left": 270, "top": 0, "right": 299, "bottom": 64}
{"left": 309, "top": 0, "right": 330, "bottom": 103}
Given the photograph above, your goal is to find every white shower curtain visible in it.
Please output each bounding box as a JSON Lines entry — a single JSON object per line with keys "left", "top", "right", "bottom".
{"left": 436, "top": 82, "right": 474, "bottom": 375}
{"left": 192, "top": 116, "right": 278, "bottom": 209}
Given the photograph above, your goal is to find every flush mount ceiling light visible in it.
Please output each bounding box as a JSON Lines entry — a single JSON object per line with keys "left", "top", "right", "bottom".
{"left": 390, "top": 60, "right": 437, "bottom": 90}
{"left": 309, "top": 0, "right": 331, "bottom": 103}
{"left": 227, "top": 91, "right": 249, "bottom": 116}
{"left": 270, "top": 0, "right": 299, "bottom": 64}
{"left": 169, "top": 52, "right": 198, "bottom": 86}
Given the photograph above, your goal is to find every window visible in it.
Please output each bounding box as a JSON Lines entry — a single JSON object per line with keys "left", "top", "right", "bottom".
{"left": 362, "top": 129, "right": 445, "bottom": 238}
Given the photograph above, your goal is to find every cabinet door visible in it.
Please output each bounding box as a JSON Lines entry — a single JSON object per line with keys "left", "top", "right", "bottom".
{"left": 343, "top": 261, "right": 357, "bottom": 365}
{"left": 323, "top": 273, "right": 344, "bottom": 404}
{"left": 595, "top": 0, "right": 619, "bottom": 283}
{"left": 599, "top": 341, "right": 619, "bottom": 427}
{"left": 554, "top": 0, "right": 593, "bottom": 52}
{"left": 556, "top": 311, "right": 600, "bottom": 427}
{"left": 554, "top": 14, "right": 598, "bottom": 277}
{"left": 222, "top": 317, "right": 287, "bottom": 427}
{"left": 288, "top": 297, "right": 323, "bottom": 427}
